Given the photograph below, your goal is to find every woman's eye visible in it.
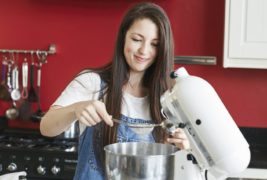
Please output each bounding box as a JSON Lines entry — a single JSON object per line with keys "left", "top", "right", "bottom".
{"left": 151, "top": 43, "right": 159, "bottom": 47}
{"left": 132, "top": 38, "right": 141, "bottom": 42}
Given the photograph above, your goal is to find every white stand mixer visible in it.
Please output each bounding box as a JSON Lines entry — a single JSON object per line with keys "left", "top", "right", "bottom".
{"left": 161, "top": 67, "right": 251, "bottom": 180}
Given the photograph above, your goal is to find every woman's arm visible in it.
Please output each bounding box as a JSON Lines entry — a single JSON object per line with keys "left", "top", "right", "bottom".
{"left": 40, "top": 100, "right": 113, "bottom": 137}
{"left": 40, "top": 104, "right": 77, "bottom": 137}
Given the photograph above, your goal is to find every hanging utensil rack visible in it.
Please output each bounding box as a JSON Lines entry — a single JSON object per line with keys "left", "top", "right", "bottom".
{"left": 0, "top": 44, "right": 56, "bottom": 55}
{"left": 0, "top": 44, "right": 56, "bottom": 121}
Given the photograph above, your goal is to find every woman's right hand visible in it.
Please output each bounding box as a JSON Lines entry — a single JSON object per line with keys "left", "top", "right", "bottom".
{"left": 74, "top": 100, "right": 113, "bottom": 127}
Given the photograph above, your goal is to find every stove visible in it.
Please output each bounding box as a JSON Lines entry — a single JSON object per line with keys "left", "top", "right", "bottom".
{"left": 0, "top": 128, "right": 78, "bottom": 180}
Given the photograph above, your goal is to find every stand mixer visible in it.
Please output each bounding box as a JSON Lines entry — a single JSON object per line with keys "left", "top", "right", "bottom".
{"left": 160, "top": 67, "right": 251, "bottom": 180}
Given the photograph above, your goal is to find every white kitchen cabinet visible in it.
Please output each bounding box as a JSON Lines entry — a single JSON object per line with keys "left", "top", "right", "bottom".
{"left": 223, "top": 0, "right": 267, "bottom": 69}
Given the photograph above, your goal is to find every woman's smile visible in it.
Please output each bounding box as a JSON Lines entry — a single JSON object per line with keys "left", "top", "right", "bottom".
{"left": 134, "top": 55, "right": 149, "bottom": 63}
{"left": 124, "top": 18, "right": 159, "bottom": 74}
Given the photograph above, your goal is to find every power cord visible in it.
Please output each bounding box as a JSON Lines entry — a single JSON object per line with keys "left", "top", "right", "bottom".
{"left": 205, "top": 170, "right": 208, "bottom": 180}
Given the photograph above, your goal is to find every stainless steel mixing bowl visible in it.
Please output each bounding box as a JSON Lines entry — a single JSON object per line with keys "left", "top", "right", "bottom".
{"left": 104, "top": 142, "right": 179, "bottom": 180}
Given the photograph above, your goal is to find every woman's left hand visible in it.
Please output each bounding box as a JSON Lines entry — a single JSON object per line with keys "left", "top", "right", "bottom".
{"left": 166, "top": 128, "right": 190, "bottom": 150}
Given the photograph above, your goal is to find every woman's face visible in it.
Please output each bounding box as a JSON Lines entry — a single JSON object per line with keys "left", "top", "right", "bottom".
{"left": 124, "top": 18, "right": 159, "bottom": 74}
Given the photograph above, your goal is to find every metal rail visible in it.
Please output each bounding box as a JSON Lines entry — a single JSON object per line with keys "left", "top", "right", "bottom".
{"left": 0, "top": 44, "right": 56, "bottom": 55}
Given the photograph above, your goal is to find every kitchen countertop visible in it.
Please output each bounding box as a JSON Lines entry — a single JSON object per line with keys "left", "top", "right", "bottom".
{"left": 227, "top": 168, "right": 267, "bottom": 179}
{"left": 207, "top": 168, "right": 267, "bottom": 180}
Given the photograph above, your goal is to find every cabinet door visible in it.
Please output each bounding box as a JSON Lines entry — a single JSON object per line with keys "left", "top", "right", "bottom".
{"left": 224, "top": 0, "right": 267, "bottom": 69}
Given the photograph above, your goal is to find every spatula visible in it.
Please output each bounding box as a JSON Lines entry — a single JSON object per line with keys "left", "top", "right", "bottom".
{"left": 28, "top": 61, "right": 37, "bottom": 102}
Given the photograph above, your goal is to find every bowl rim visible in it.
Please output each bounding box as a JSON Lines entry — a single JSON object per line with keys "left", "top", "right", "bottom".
{"left": 104, "top": 142, "right": 179, "bottom": 157}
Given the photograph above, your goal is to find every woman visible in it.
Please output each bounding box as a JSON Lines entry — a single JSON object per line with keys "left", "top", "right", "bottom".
{"left": 40, "top": 2, "right": 189, "bottom": 179}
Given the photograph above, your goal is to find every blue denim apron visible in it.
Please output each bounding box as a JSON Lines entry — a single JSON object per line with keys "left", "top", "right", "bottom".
{"left": 73, "top": 82, "right": 155, "bottom": 180}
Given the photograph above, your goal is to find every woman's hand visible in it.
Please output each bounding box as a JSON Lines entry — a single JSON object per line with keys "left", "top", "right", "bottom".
{"left": 166, "top": 128, "right": 190, "bottom": 150}
{"left": 74, "top": 100, "right": 113, "bottom": 127}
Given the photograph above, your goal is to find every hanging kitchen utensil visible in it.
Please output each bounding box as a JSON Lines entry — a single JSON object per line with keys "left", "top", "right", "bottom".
{"left": 28, "top": 53, "right": 38, "bottom": 102}
{"left": 10, "top": 65, "right": 21, "bottom": 101}
{"left": 6, "top": 101, "right": 19, "bottom": 119}
{"left": 5, "top": 53, "right": 20, "bottom": 120}
{"left": 21, "top": 57, "right": 28, "bottom": 99}
{"left": 19, "top": 57, "right": 32, "bottom": 120}
{"left": 0, "top": 56, "right": 11, "bottom": 101}
{"left": 31, "top": 58, "right": 44, "bottom": 122}
{"left": 36, "top": 50, "right": 48, "bottom": 64}
{"left": 6, "top": 56, "right": 13, "bottom": 93}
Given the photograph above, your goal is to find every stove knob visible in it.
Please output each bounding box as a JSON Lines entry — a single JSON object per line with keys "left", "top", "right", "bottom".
{"left": 7, "top": 163, "right": 17, "bottom": 172}
{"left": 51, "top": 165, "right": 61, "bottom": 175}
{"left": 37, "top": 165, "right": 46, "bottom": 175}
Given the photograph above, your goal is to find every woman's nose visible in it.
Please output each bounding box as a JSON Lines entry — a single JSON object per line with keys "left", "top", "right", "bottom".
{"left": 138, "top": 43, "right": 150, "bottom": 54}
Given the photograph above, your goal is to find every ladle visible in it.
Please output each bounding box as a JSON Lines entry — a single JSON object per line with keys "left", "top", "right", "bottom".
{"left": 10, "top": 53, "right": 21, "bottom": 101}
{"left": 5, "top": 56, "right": 19, "bottom": 120}
{"left": 6, "top": 101, "right": 19, "bottom": 119}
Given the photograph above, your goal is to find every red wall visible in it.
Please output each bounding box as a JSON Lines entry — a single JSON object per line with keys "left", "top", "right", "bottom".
{"left": 0, "top": 0, "right": 267, "bottom": 128}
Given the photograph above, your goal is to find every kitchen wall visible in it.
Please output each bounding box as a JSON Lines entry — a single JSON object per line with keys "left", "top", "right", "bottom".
{"left": 0, "top": 0, "right": 267, "bottom": 128}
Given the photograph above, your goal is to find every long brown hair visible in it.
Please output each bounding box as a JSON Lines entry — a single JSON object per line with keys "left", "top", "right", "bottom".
{"left": 90, "top": 2, "right": 174, "bottom": 167}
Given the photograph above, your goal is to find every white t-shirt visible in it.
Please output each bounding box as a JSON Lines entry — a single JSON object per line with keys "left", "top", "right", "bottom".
{"left": 53, "top": 72, "right": 152, "bottom": 134}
